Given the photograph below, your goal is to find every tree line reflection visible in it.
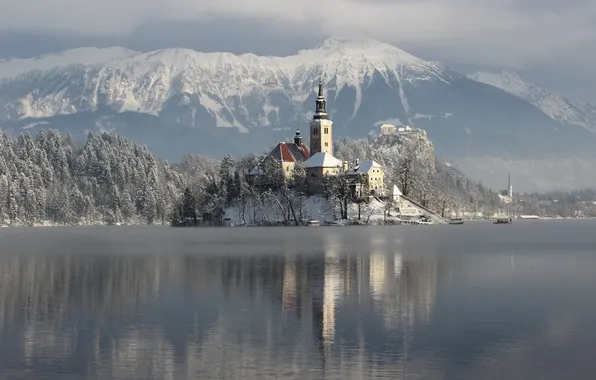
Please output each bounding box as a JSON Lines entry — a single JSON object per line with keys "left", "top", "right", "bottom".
{"left": 0, "top": 235, "right": 442, "bottom": 379}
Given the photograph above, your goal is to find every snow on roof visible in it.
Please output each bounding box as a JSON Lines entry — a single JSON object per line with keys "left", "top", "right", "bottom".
{"left": 391, "top": 184, "right": 403, "bottom": 197}
{"left": 351, "top": 159, "right": 382, "bottom": 173}
{"left": 304, "top": 152, "right": 343, "bottom": 168}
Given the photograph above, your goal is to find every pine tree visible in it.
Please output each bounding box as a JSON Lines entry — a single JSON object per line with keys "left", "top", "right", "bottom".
{"left": 19, "top": 174, "right": 38, "bottom": 226}
{"left": 181, "top": 187, "right": 198, "bottom": 225}
{"left": 120, "top": 190, "right": 135, "bottom": 222}
{"left": 7, "top": 168, "right": 19, "bottom": 225}
{"left": 0, "top": 174, "right": 8, "bottom": 224}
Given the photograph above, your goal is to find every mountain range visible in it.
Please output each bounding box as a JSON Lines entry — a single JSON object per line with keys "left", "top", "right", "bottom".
{"left": 468, "top": 70, "right": 596, "bottom": 133}
{"left": 0, "top": 37, "right": 595, "bottom": 191}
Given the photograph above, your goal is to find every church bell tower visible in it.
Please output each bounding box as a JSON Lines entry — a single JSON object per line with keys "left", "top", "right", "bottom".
{"left": 309, "top": 80, "right": 333, "bottom": 156}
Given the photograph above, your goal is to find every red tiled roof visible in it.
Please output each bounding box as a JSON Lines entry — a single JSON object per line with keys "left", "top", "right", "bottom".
{"left": 280, "top": 143, "right": 295, "bottom": 163}
{"left": 300, "top": 144, "right": 310, "bottom": 158}
{"left": 267, "top": 142, "right": 309, "bottom": 164}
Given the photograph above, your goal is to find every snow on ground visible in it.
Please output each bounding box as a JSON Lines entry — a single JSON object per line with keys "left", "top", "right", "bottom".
{"left": 224, "top": 195, "right": 334, "bottom": 225}
{"left": 0, "top": 219, "right": 169, "bottom": 228}
{"left": 224, "top": 195, "right": 396, "bottom": 226}
{"left": 305, "top": 195, "right": 332, "bottom": 221}
{"left": 347, "top": 198, "right": 387, "bottom": 222}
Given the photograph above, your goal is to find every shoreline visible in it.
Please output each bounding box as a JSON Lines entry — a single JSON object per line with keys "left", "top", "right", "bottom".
{"left": 3, "top": 216, "right": 595, "bottom": 229}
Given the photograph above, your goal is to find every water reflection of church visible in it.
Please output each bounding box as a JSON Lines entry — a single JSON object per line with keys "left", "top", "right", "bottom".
{"left": 280, "top": 234, "right": 439, "bottom": 352}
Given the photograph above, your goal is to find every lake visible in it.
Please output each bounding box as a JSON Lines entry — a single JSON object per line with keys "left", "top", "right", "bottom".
{"left": 0, "top": 220, "right": 595, "bottom": 379}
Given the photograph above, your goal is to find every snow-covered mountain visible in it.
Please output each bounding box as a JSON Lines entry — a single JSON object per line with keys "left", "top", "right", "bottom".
{"left": 578, "top": 102, "right": 596, "bottom": 120}
{"left": 0, "top": 38, "right": 449, "bottom": 126}
{"left": 468, "top": 70, "right": 596, "bottom": 132}
{"left": 0, "top": 37, "right": 594, "bottom": 169}
{"left": 0, "top": 47, "right": 137, "bottom": 79}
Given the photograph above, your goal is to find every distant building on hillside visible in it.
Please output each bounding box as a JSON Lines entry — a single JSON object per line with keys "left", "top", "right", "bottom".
{"left": 397, "top": 125, "right": 427, "bottom": 136}
{"left": 498, "top": 174, "right": 514, "bottom": 204}
{"left": 379, "top": 123, "right": 427, "bottom": 138}
{"left": 380, "top": 124, "right": 397, "bottom": 135}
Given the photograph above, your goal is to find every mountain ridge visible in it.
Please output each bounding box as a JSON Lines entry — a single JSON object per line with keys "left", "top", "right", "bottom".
{"left": 1, "top": 38, "right": 590, "bottom": 135}
{"left": 467, "top": 70, "right": 596, "bottom": 132}
{"left": 0, "top": 37, "right": 452, "bottom": 125}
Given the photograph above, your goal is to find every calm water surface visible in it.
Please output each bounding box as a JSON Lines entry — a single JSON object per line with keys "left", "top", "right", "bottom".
{"left": 0, "top": 220, "right": 595, "bottom": 379}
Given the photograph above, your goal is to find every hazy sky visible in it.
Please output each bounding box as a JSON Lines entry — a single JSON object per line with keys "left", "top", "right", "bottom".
{"left": 1, "top": 0, "right": 595, "bottom": 102}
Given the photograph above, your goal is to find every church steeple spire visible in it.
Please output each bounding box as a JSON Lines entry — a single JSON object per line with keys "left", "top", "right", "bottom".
{"left": 313, "top": 79, "right": 328, "bottom": 120}
{"left": 309, "top": 79, "right": 333, "bottom": 156}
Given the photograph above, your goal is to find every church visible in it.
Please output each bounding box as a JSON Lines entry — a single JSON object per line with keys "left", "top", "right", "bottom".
{"left": 249, "top": 80, "right": 386, "bottom": 197}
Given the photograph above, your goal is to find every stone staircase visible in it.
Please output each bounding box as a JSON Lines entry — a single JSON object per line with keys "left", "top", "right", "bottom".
{"left": 398, "top": 195, "right": 449, "bottom": 224}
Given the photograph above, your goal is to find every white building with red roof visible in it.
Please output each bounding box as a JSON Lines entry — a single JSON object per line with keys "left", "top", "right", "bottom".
{"left": 248, "top": 130, "right": 310, "bottom": 181}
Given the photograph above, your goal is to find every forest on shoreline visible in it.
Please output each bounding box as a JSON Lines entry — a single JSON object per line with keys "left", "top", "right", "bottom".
{"left": 0, "top": 130, "right": 504, "bottom": 227}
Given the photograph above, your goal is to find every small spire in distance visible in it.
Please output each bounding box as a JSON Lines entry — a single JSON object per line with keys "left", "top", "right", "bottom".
{"left": 318, "top": 79, "right": 324, "bottom": 97}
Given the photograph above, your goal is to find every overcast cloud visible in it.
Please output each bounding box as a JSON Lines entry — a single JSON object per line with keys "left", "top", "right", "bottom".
{"left": 0, "top": 0, "right": 595, "bottom": 101}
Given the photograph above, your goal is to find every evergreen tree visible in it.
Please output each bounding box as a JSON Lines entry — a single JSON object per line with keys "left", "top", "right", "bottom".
{"left": 180, "top": 187, "right": 198, "bottom": 225}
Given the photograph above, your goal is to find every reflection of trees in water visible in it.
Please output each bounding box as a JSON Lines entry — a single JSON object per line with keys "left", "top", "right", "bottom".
{"left": 0, "top": 255, "right": 290, "bottom": 327}
{"left": 0, "top": 256, "right": 180, "bottom": 328}
{"left": 0, "top": 239, "right": 441, "bottom": 379}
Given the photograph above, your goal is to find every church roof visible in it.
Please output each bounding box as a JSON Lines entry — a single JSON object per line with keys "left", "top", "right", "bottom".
{"left": 304, "top": 152, "right": 343, "bottom": 168}
{"left": 267, "top": 142, "right": 310, "bottom": 163}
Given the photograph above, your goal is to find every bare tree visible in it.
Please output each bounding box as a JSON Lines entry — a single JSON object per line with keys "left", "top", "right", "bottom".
{"left": 291, "top": 164, "right": 308, "bottom": 223}
{"left": 397, "top": 157, "right": 414, "bottom": 197}
{"left": 323, "top": 171, "right": 350, "bottom": 220}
